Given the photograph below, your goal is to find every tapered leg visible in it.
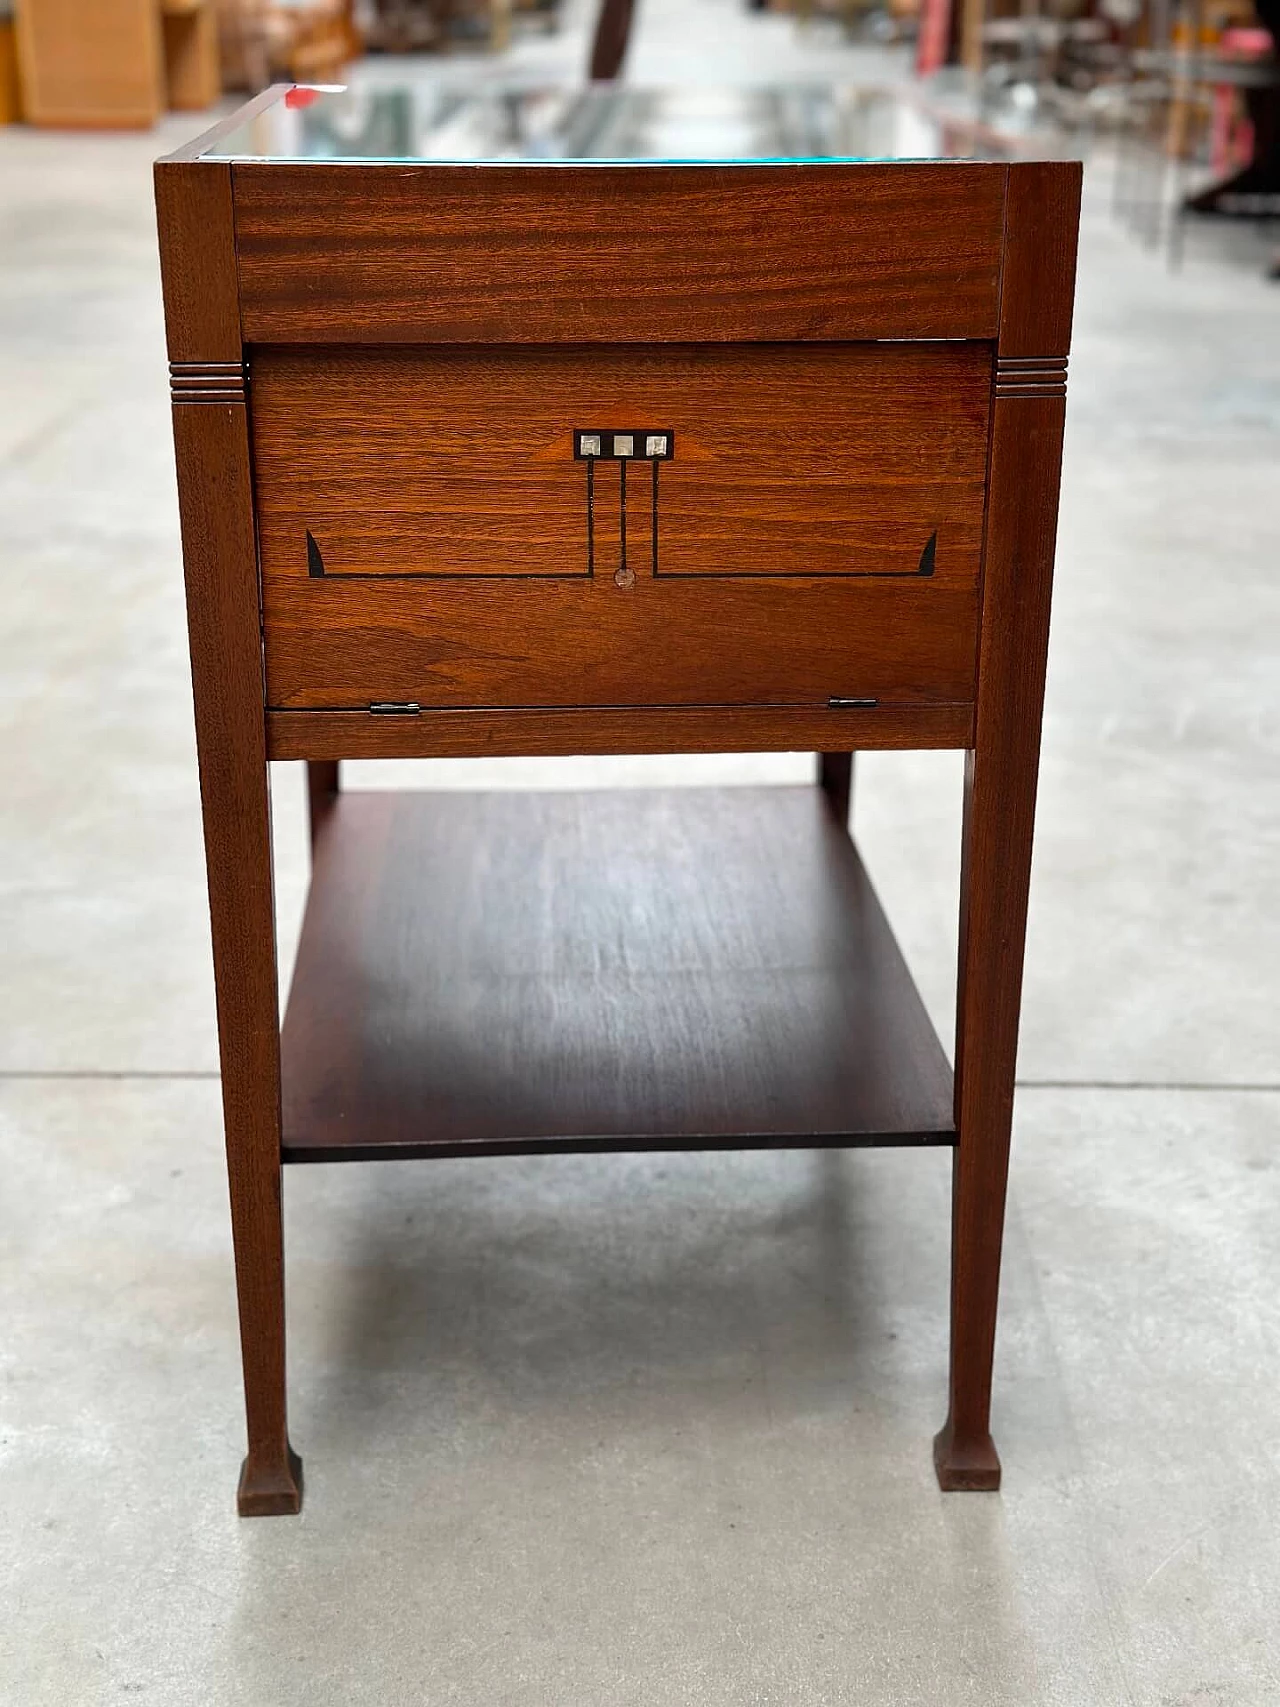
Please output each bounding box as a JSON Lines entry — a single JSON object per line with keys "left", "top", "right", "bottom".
{"left": 214, "top": 738, "right": 299, "bottom": 1521}
{"left": 169, "top": 390, "right": 302, "bottom": 1517}
{"left": 817, "top": 752, "right": 853, "bottom": 829}
{"left": 307, "top": 759, "right": 339, "bottom": 849}
{"left": 158, "top": 160, "right": 320, "bottom": 1513}
{"left": 935, "top": 758, "right": 1018, "bottom": 1494}
{"left": 230, "top": 1034, "right": 303, "bottom": 1516}
{"left": 934, "top": 193, "right": 1072, "bottom": 1485}
{"left": 935, "top": 742, "right": 1026, "bottom": 1491}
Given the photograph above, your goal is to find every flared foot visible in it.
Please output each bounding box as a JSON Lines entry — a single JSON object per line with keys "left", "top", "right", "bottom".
{"left": 237, "top": 1444, "right": 304, "bottom": 1516}
{"left": 933, "top": 1421, "right": 1001, "bottom": 1491}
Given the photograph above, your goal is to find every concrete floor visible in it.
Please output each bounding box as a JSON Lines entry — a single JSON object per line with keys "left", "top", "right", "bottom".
{"left": 3, "top": 0, "right": 1280, "bottom": 1700}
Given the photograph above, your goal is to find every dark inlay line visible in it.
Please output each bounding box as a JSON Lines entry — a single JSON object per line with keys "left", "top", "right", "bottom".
{"left": 300, "top": 570, "right": 588, "bottom": 581}
{"left": 657, "top": 531, "right": 942, "bottom": 580}
{"left": 586, "top": 457, "right": 595, "bottom": 577}
{"left": 651, "top": 457, "right": 660, "bottom": 576}
{"left": 618, "top": 457, "right": 628, "bottom": 578}
{"left": 302, "top": 519, "right": 935, "bottom": 582}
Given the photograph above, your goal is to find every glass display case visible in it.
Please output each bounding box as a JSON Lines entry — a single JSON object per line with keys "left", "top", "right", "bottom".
{"left": 156, "top": 84, "right": 1080, "bottom": 1515}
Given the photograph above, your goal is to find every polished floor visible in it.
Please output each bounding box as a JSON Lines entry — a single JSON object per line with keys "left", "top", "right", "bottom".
{"left": 2, "top": 0, "right": 1280, "bottom": 1701}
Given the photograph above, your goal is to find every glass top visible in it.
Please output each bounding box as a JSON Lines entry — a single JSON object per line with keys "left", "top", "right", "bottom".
{"left": 201, "top": 81, "right": 1011, "bottom": 166}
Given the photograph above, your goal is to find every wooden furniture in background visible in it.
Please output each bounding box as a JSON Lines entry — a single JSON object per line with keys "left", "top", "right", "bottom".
{"left": 15, "top": 0, "right": 222, "bottom": 125}
{"left": 361, "top": 0, "right": 518, "bottom": 54}
{"left": 281, "top": 0, "right": 357, "bottom": 80}
{"left": 162, "top": 0, "right": 220, "bottom": 110}
{"left": 213, "top": 0, "right": 270, "bottom": 89}
{"left": 156, "top": 89, "right": 1080, "bottom": 1514}
{"left": 17, "top": 0, "right": 165, "bottom": 125}
{"left": 0, "top": 8, "right": 20, "bottom": 123}
{"left": 215, "top": 0, "right": 356, "bottom": 91}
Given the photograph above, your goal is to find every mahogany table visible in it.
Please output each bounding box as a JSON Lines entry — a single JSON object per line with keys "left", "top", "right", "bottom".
{"left": 155, "top": 82, "right": 1081, "bottom": 1515}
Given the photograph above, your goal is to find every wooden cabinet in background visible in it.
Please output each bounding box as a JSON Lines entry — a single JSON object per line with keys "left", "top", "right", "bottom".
{"left": 162, "top": 0, "right": 220, "bottom": 110}
{"left": 17, "top": 0, "right": 165, "bottom": 126}
{"left": 15, "top": 0, "right": 220, "bottom": 126}
{"left": 0, "top": 11, "right": 22, "bottom": 122}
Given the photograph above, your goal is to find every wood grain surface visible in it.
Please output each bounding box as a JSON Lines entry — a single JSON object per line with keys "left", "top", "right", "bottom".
{"left": 252, "top": 343, "right": 986, "bottom": 711}
{"left": 266, "top": 701, "right": 974, "bottom": 760}
{"left": 251, "top": 342, "right": 991, "bottom": 582}
{"left": 995, "top": 161, "right": 1083, "bottom": 360}
{"left": 232, "top": 162, "right": 1008, "bottom": 345}
{"left": 154, "top": 163, "right": 241, "bottom": 363}
{"left": 262, "top": 573, "right": 978, "bottom": 711}
{"left": 280, "top": 787, "right": 956, "bottom": 1160}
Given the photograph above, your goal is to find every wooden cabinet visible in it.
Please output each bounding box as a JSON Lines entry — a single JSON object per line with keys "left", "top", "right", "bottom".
{"left": 16, "top": 0, "right": 219, "bottom": 126}
{"left": 162, "top": 0, "right": 220, "bottom": 111}
{"left": 155, "top": 87, "right": 1081, "bottom": 1515}
{"left": 0, "top": 13, "right": 22, "bottom": 123}
{"left": 18, "top": 0, "right": 165, "bottom": 126}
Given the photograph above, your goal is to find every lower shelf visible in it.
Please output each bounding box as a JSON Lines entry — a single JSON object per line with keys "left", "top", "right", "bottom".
{"left": 280, "top": 786, "right": 955, "bottom": 1161}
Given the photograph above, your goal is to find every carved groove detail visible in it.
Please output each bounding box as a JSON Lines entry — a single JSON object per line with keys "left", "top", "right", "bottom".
{"left": 995, "top": 355, "right": 1068, "bottom": 400}
{"left": 170, "top": 360, "right": 247, "bottom": 405}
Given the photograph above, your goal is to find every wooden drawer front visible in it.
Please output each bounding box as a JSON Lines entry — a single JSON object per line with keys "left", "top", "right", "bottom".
{"left": 252, "top": 342, "right": 991, "bottom": 710}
